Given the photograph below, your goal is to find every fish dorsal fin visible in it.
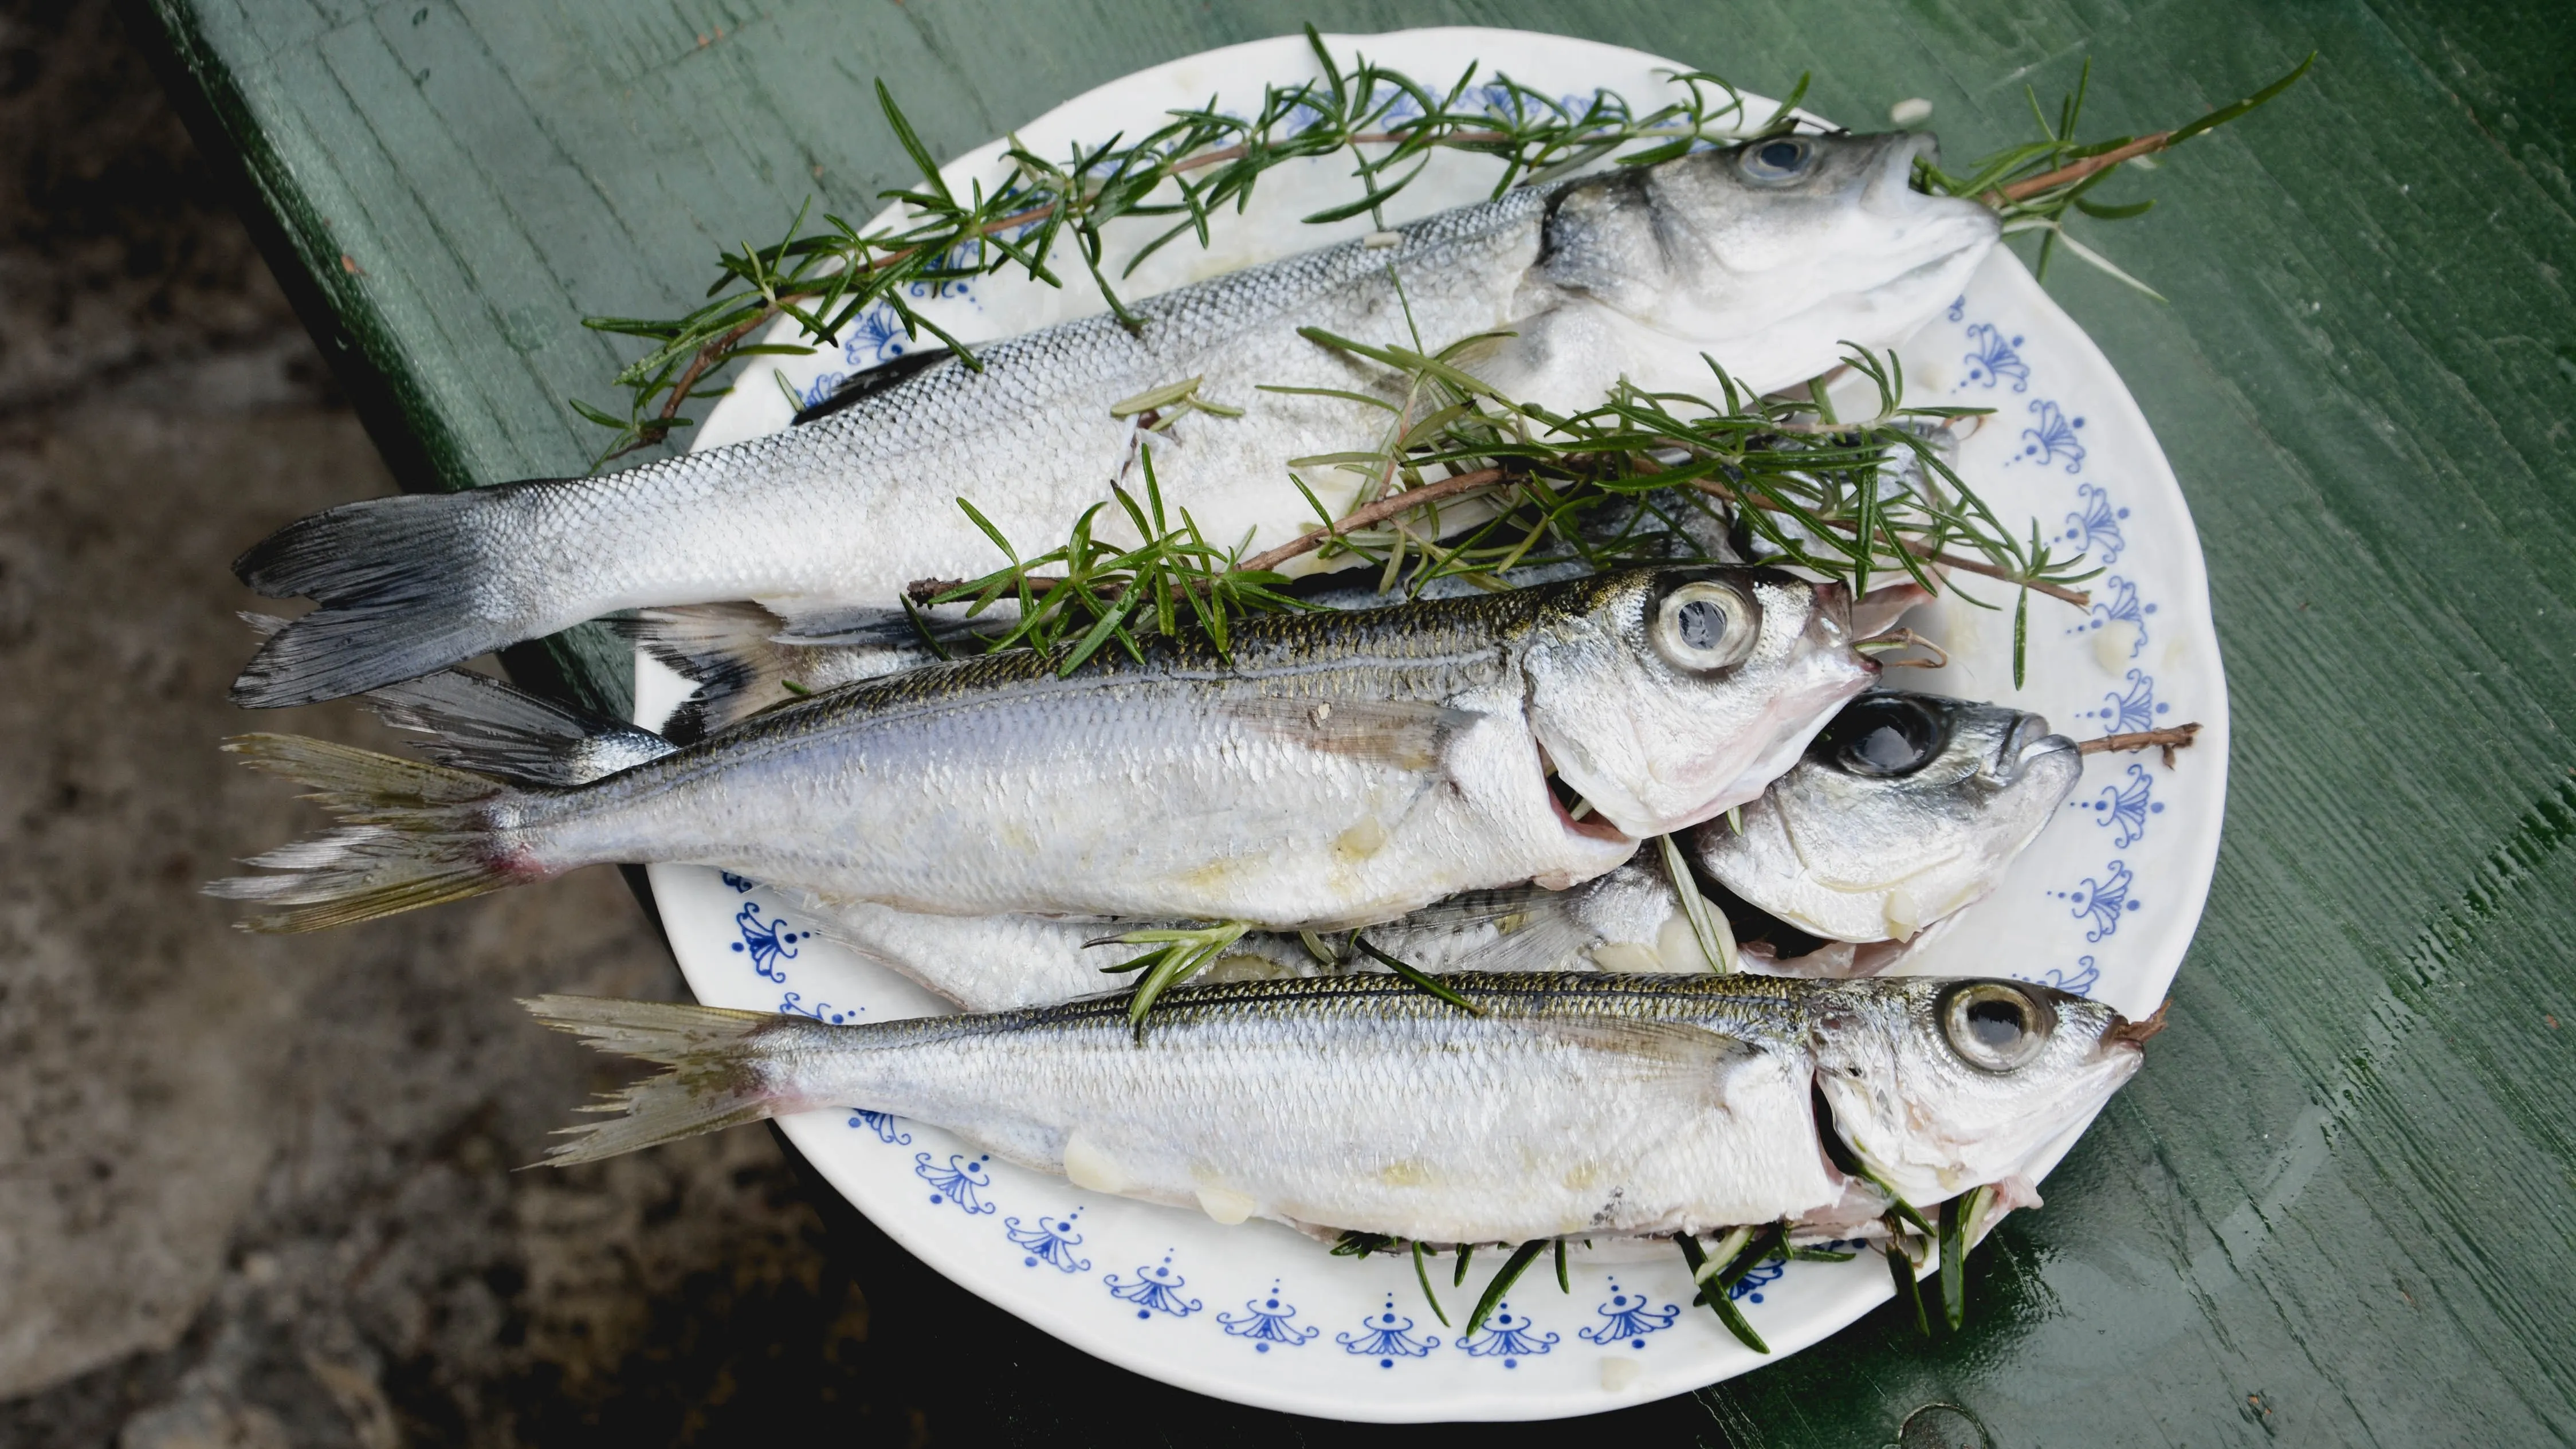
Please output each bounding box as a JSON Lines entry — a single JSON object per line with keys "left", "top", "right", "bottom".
{"left": 1221, "top": 696, "right": 1478, "bottom": 773}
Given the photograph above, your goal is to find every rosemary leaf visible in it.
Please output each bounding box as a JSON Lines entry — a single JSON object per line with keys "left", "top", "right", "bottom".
{"left": 1464, "top": 1240, "right": 1549, "bottom": 1337}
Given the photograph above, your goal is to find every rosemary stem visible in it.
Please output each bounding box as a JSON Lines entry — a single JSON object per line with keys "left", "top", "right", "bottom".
{"left": 1692, "top": 480, "right": 2091, "bottom": 607}
{"left": 1990, "top": 131, "right": 2173, "bottom": 205}
{"left": 1236, "top": 467, "right": 1509, "bottom": 574}
{"left": 2078, "top": 722, "right": 2202, "bottom": 765}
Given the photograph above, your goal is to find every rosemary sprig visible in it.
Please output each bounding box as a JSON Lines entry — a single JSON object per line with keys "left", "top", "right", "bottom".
{"left": 1350, "top": 934, "right": 1485, "bottom": 1014}
{"left": 1918, "top": 53, "right": 2313, "bottom": 294}
{"left": 579, "top": 41, "right": 2303, "bottom": 461}
{"left": 1412, "top": 1241, "right": 1450, "bottom": 1327}
{"left": 1093, "top": 920, "right": 1251, "bottom": 1039}
{"left": 1463, "top": 1240, "right": 1550, "bottom": 1337}
{"left": 1656, "top": 831, "right": 1738, "bottom": 973}
{"left": 921, "top": 446, "right": 1312, "bottom": 676}
{"left": 918, "top": 339, "right": 2095, "bottom": 685}
{"left": 1675, "top": 1226, "right": 1778, "bottom": 1354}
{"left": 576, "top": 29, "right": 1770, "bottom": 462}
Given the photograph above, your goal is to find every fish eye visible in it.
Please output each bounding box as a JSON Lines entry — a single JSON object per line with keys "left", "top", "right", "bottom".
{"left": 1738, "top": 136, "right": 1816, "bottom": 184}
{"left": 1940, "top": 982, "right": 2056, "bottom": 1073}
{"left": 1815, "top": 694, "right": 1943, "bottom": 777}
{"left": 1651, "top": 581, "right": 1760, "bottom": 672}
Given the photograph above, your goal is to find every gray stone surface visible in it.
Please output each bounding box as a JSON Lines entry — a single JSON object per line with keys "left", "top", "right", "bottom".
{"left": 0, "top": 3, "right": 890, "bottom": 1441}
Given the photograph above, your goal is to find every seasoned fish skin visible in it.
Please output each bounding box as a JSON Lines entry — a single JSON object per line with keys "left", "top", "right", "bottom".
{"left": 231, "top": 133, "right": 1995, "bottom": 706}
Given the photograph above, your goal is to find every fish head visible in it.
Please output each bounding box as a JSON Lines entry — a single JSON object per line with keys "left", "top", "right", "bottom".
{"left": 1521, "top": 567, "right": 1879, "bottom": 839}
{"left": 1534, "top": 132, "right": 1999, "bottom": 384}
{"left": 1811, "top": 977, "right": 2147, "bottom": 1203}
{"left": 1690, "top": 692, "right": 2082, "bottom": 940}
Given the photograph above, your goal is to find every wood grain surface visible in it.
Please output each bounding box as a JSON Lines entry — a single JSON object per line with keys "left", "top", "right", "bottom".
{"left": 129, "top": 0, "right": 2575, "bottom": 1442}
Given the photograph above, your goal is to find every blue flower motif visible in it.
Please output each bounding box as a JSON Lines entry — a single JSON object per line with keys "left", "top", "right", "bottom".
{"left": 1577, "top": 1280, "right": 1680, "bottom": 1348}
{"left": 846, "top": 1109, "right": 909, "bottom": 1145}
{"left": 1369, "top": 81, "right": 1424, "bottom": 124}
{"left": 797, "top": 370, "right": 846, "bottom": 410}
{"left": 1005, "top": 1210, "right": 1090, "bottom": 1273}
{"left": 1475, "top": 83, "right": 1525, "bottom": 120}
{"left": 719, "top": 871, "right": 758, "bottom": 893}
{"left": 842, "top": 304, "right": 916, "bottom": 367}
{"left": 2053, "top": 860, "right": 2141, "bottom": 943}
{"left": 1337, "top": 1297, "right": 1439, "bottom": 1364}
{"left": 2090, "top": 668, "right": 2171, "bottom": 735}
{"left": 1104, "top": 1255, "right": 1202, "bottom": 1319}
{"left": 1961, "top": 323, "right": 2029, "bottom": 392}
{"left": 1725, "top": 1254, "right": 1788, "bottom": 1304}
{"left": 2072, "top": 575, "right": 2155, "bottom": 658}
{"left": 1218, "top": 1283, "right": 1320, "bottom": 1350}
{"left": 731, "top": 902, "right": 802, "bottom": 983}
{"left": 2015, "top": 399, "right": 2087, "bottom": 472}
{"left": 1946, "top": 294, "right": 1967, "bottom": 323}
{"left": 2063, "top": 482, "right": 2128, "bottom": 564}
{"left": 2079, "top": 761, "right": 2163, "bottom": 848}
{"left": 914, "top": 1152, "right": 996, "bottom": 1215}
{"left": 779, "top": 992, "right": 854, "bottom": 1024}
{"left": 2033, "top": 956, "right": 2102, "bottom": 995}
{"left": 1456, "top": 1302, "right": 1560, "bottom": 1365}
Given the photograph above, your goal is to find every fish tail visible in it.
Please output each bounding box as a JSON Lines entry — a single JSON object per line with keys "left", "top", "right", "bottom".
{"left": 363, "top": 666, "right": 676, "bottom": 787}
{"left": 207, "top": 734, "right": 544, "bottom": 931}
{"left": 231, "top": 486, "right": 538, "bottom": 708}
{"left": 625, "top": 602, "right": 795, "bottom": 741}
{"left": 523, "top": 996, "right": 824, "bottom": 1164}
{"left": 246, "top": 610, "right": 679, "bottom": 787}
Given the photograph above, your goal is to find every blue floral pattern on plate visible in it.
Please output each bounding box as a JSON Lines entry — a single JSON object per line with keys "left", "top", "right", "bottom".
{"left": 1105, "top": 1255, "right": 1204, "bottom": 1319}
{"left": 1219, "top": 1284, "right": 1321, "bottom": 1350}
{"left": 1006, "top": 1211, "right": 1091, "bottom": 1273}
{"left": 1338, "top": 1297, "right": 1440, "bottom": 1365}
{"left": 1578, "top": 1281, "right": 1680, "bottom": 1348}
{"left": 1456, "top": 1303, "right": 1559, "bottom": 1365}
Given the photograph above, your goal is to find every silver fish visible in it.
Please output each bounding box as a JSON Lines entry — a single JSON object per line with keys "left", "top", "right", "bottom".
{"left": 1693, "top": 690, "right": 2079, "bottom": 944}
{"left": 525, "top": 972, "right": 2150, "bottom": 1243}
{"left": 214, "top": 567, "right": 1873, "bottom": 932}
{"left": 230, "top": 133, "right": 1996, "bottom": 706}
{"left": 635, "top": 574, "right": 1935, "bottom": 743}
{"left": 327, "top": 661, "right": 2052, "bottom": 1007}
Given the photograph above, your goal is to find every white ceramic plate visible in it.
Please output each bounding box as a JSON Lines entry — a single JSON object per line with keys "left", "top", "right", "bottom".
{"left": 636, "top": 28, "right": 2229, "bottom": 1423}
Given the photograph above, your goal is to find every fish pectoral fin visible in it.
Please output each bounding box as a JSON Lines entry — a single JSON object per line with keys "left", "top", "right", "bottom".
{"left": 1521, "top": 1017, "right": 1764, "bottom": 1106}
{"left": 1401, "top": 882, "right": 1597, "bottom": 969}
{"left": 1222, "top": 697, "right": 1478, "bottom": 773}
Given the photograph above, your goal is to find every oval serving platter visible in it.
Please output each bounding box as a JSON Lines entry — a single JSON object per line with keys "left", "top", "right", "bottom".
{"left": 633, "top": 27, "right": 2229, "bottom": 1422}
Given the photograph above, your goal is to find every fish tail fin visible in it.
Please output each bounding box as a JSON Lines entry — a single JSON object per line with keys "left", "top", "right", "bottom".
{"left": 625, "top": 602, "right": 796, "bottom": 741}
{"left": 523, "top": 996, "right": 820, "bottom": 1164}
{"left": 364, "top": 666, "right": 676, "bottom": 787}
{"left": 231, "top": 486, "right": 542, "bottom": 708}
{"left": 246, "top": 610, "right": 678, "bottom": 787}
{"left": 208, "top": 734, "right": 539, "bottom": 931}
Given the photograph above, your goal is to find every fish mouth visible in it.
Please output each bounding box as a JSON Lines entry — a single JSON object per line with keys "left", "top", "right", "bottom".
{"left": 1543, "top": 759, "right": 1629, "bottom": 843}
{"left": 2104, "top": 999, "right": 2170, "bottom": 1048}
{"left": 2002, "top": 716, "right": 2079, "bottom": 777}
{"left": 1859, "top": 132, "right": 2000, "bottom": 274}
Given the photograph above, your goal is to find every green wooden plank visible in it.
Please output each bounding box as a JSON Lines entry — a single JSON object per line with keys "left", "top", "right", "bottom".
{"left": 129, "top": 0, "right": 2576, "bottom": 1440}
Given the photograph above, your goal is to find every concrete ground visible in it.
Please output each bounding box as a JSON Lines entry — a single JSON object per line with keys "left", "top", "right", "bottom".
{"left": 0, "top": 3, "right": 912, "bottom": 1442}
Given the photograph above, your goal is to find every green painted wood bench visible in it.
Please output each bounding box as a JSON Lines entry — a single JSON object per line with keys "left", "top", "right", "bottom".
{"left": 130, "top": 0, "right": 2576, "bottom": 1441}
